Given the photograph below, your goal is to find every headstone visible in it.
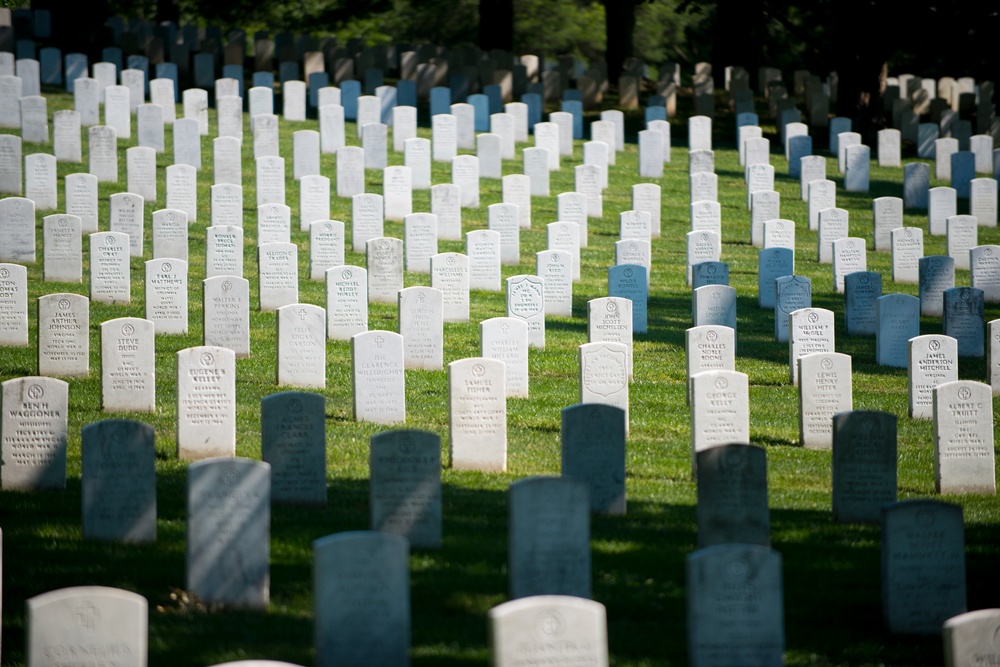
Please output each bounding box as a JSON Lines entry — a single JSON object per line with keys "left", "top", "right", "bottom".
{"left": 832, "top": 237, "right": 867, "bottom": 293}
{"left": 325, "top": 265, "right": 368, "bottom": 341}
{"left": 873, "top": 197, "right": 903, "bottom": 252}
{"left": 881, "top": 500, "right": 966, "bottom": 634}
{"left": 508, "top": 476, "right": 590, "bottom": 599}
{"left": 0, "top": 376, "right": 68, "bottom": 490}
{"left": 608, "top": 265, "right": 647, "bottom": 334}
{"left": 892, "top": 227, "right": 924, "bottom": 284}
{"left": 351, "top": 330, "right": 405, "bottom": 424}
{"left": 578, "top": 341, "right": 629, "bottom": 435}
{"left": 946, "top": 215, "right": 978, "bottom": 270}
{"left": 971, "top": 245, "right": 1000, "bottom": 302}
{"left": 800, "top": 155, "right": 826, "bottom": 201}
{"left": 943, "top": 287, "right": 985, "bottom": 358}
{"left": 930, "top": 186, "right": 958, "bottom": 236}
{"left": 26, "top": 587, "right": 147, "bottom": 664}
{"left": 187, "top": 457, "right": 269, "bottom": 608}
{"left": 877, "top": 294, "right": 921, "bottom": 368}
{"left": 687, "top": 544, "right": 784, "bottom": 666}
{"left": 25, "top": 153, "right": 57, "bottom": 210}
{"left": 507, "top": 274, "right": 545, "bottom": 348}
{"left": 370, "top": 429, "right": 441, "bottom": 547}
{"left": 689, "top": 370, "right": 750, "bottom": 476}
{"left": 844, "top": 271, "right": 882, "bottom": 336}
{"left": 788, "top": 306, "right": 835, "bottom": 386}
{"left": 447, "top": 357, "right": 507, "bottom": 471}
{"left": 970, "top": 178, "right": 998, "bottom": 227}
{"left": 798, "top": 352, "right": 852, "bottom": 449}
{"left": 42, "top": 215, "right": 82, "bottom": 283}
{"left": 366, "top": 236, "right": 403, "bottom": 304}
{"left": 213, "top": 136, "right": 242, "bottom": 186}
{"left": 276, "top": 304, "right": 326, "bottom": 389}
{"left": 831, "top": 411, "right": 898, "bottom": 523}
{"left": 258, "top": 242, "right": 298, "bottom": 312}
{"left": 312, "top": 531, "right": 410, "bottom": 667}
{"left": 696, "top": 443, "right": 769, "bottom": 546}
{"left": 919, "top": 256, "right": 956, "bottom": 317}
{"left": 758, "top": 248, "right": 794, "bottom": 309}
{"left": 489, "top": 202, "right": 521, "bottom": 266}
{"left": 261, "top": 391, "right": 326, "bottom": 505}
{"left": 452, "top": 154, "right": 480, "bottom": 208}
{"left": 152, "top": 208, "right": 188, "bottom": 260}
{"left": 0, "top": 263, "right": 27, "bottom": 346}
{"left": 202, "top": 276, "right": 250, "bottom": 358}
{"left": 88, "top": 125, "right": 118, "bottom": 182}
{"left": 807, "top": 179, "right": 836, "bottom": 230}
{"left": 256, "top": 155, "right": 285, "bottom": 207}
{"left": 144, "top": 257, "right": 188, "bottom": 334}
{"left": 0, "top": 196, "right": 34, "bottom": 262}
{"left": 81, "top": 420, "right": 156, "bottom": 542}
{"left": 774, "top": 275, "right": 811, "bottom": 342}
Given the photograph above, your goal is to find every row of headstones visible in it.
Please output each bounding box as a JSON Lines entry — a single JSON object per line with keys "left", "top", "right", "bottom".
{"left": 12, "top": 481, "right": 992, "bottom": 664}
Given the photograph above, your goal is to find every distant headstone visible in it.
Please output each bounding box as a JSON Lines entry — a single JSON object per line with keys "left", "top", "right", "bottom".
{"left": 398, "top": 286, "right": 443, "bottom": 370}
{"left": 774, "top": 275, "right": 811, "bottom": 342}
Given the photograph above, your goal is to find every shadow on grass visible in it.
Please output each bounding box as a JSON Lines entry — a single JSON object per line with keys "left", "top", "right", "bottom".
{"left": 2, "top": 469, "right": 999, "bottom": 666}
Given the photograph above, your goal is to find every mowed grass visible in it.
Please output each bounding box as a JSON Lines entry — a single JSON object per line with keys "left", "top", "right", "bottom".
{"left": 1, "top": 86, "right": 999, "bottom": 667}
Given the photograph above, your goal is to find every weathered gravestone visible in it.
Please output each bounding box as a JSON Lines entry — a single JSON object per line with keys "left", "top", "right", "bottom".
{"left": 370, "top": 429, "right": 441, "bottom": 548}
{"left": 942, "top": 609, "right": 1000, "bottom": 667}
{"left": 933, "top": 380, "right": 995, "bottom": 494}
{"left": 26, "top": 586, "right": 147, "bottom": 667}
{"left": 687, "top": 544, "right": 784, "bottom": 667}
{"left": 313, "top": 531, "right": 410, "bottom": 667}
{"left": 100, "top": 317, "right": 155, "bottom": 412}
{"left": 881, "top": 500, "right": 966, "bottom": 634}
{"left": 449, "top": 357, "right": 507, "bottom": 471}
{"left": 352, "top": 330, "right": 405, "bottom": 424}
{"left": 509, "top": 476, "right": 591, "bottom": 599}
{"left": 187, "top": 457, "right": 270, "bottom": 609}
{"left": 261, "top": 392, "right": 326, "bottom": 505}
{"left": 489, "top": 595, "right": 608, "bottom": 667}
{"left": 82, "top": 419, "right": 156, "bottom": 542}
{"left": 798, "top": 352, "right": 852, "bottom": 449}
{"left": 1, "top": 376, "right": 68, "bottom": 490}
{"left": 176, "top": 346, "right": 236, "bottom": 460}
{"left": 277, "top": 304, "right": 326, "bottom": 389}
{"left": 696, "top": 443, "right": 769, "bottom": 547}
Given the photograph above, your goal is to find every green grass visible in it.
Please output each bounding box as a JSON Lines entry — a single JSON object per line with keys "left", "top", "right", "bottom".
{"left": 1, "top": 87, "right": 999, "bottom": 666}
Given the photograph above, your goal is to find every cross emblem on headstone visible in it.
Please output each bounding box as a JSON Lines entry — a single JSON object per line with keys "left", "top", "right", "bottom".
{"left": 298, "top": 308, "right": 307, "bottom": 321}
{"left": 75, "top": 602, "right": 99, "bottom": 631}
{"left": 417, "top": 292, "right": 426, "bottom": 304}
{"left": 500, "top": 322, "right": 509, "bottom": 334}
{"left": 374, "top": 335, "right": 384, "bottom": 348}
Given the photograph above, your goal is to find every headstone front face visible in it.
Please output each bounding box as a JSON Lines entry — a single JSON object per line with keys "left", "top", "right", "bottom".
{"left": 480, "top": 316, "right": 529, "bottom": 399}
{"left": 507, "top": 274, "right": 545, "bottom": 348}
{"left": 943, "top": 287, "right": 985, "bottom": 358}
{"left": 844, "top": 271, "right": 881, "bottom": 336}
{"left": 607, "top": 264, "right": 648, "bottom": 334}
{"left": 262, "top": 392, "right": 326, "bottom": 505}
{"left": 873, "top": 197, "right": 903, "bottom": 252}
{"left": 370, "top": 429, "right": 441, "bottom": 547}
{"left": 88, "top": 125, "right": 118, "bottom": 182}
{"left": 817, "top": 208, "right": 848, "bottom": 264}
{"left": 930, "top": 187, "right": 957, "bottom": 236}
{"left": 352, "top": 330, "right": 405, "bottom": 424}
{"left": 399, "top": 286, "right": 443, "bottom": 370}
{"left": 65, "top": 173, "right": 97, "bottom": 233}
{"left": 0, "top": 263, "right": 27, "bottom": 346}
{"left": 277, "top": 304, "right": 326, "bottom": 389}
{"left": 877, "top": 294, "right": 921, "bottom": 368}
{"left": 431, "top": 252, "right": 469, "bottom": 323}
{"left": 82, "top": 419, "right": 156, "bottom": 542}
{"left": 101, "top": 317, "right": 155, "bottom": 412}
{"left": 187, "top": 457, "right": 270, "bottom": 609}
{"left": 578, "top": 341, "right": 629, "bottom": 432}
{"left": 908, "top": 334, "right": 958, "bottom": 420}
{"left": 971, "top": 245, "right": 1000, "bottom": 303}
{"left": 26, "top": 586, "right": 147, "bottom": 667}
{"left": 798, "top": 352, "right": 852, "bottom": 449}
{"left": 202, "top": 276, "right": 250, "bottom": 358}
{"left": 313, "top": 531, "right": 410, "bottom": 667}
{"left": 943, "top": 609, "right": 1000, "bottom": 667}
{"left": 919, "top": 256, "right": 956, "bottom": 317}
{"left": 489, "top": 596, "right": 609, "bottom": 667}
{"left": 145, "top": 258, "right": 188, "bottom": 334}
{"left": 774, "top": 275, "right": 811, "bottom": 342}
{"left": 152, "top": 208, "right": 189, "bottom": 260}
{"left": 881, "top": 500, "right": 966, "bottom": 634}
{"left": 1, "top": 376, "right": 68, "bottom": 490}
{"left": 891, "top": 227, "right": 924, "bottom": 284}
{"left": 106, "top": 193, "right": 142, "bottom": 259}
{"left": 832, "top": 411, "right": 897, "bottom": 523}
{"left": 807, "top": 179, "right": 836, "bottom": 230}
{"left": 690, "top": 370, "right": 750, "bottom": 476}
{"left": 325, "top": 265, "right": 367, "bottom": 341}
{"left": 366, "top": 237, "right": 403, "bottom": 304}
{"left": 933, "top": 380, "right": 995, "bottom": 494}
{"left": 42, "top": 214, "right": 82, "bottom": 283}
{"left": 0, "top": 196, "right": 35, "bottom": 263}
{"left": 687, "top": 544, "right": 784, "bottom": 667}
{"left": 38, "top": 293, "right": 89, "bottom": 378}
{"left": 561, "top": 403, "right": 626, "bottom": 515}
{"left": 946, "top": 215, "right": 978, "bottom": 270}
{"left": 176, "top": 346, "right": 236, "bottom": 460}
{"left": 788, "top": 307, "right": 834, "bottom": 385}
{"left": 509, "top": 476, "right": 591, "bottom": 599}
{"left": 448, "top": 357, "right": 507, "bottom": 471}
{"left": 696, "top": 443, "right": 769, "bottom": 547}
{"left": 206, "top": 225, "right": 245, "bottom": 280}
{"left": 258, "top": 242, "right": 298, "bottom": 312}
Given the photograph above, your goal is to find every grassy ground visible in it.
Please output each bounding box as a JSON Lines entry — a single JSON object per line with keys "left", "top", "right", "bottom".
{"left": 1, "top": 86, "right": 999, "bottom": 666}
